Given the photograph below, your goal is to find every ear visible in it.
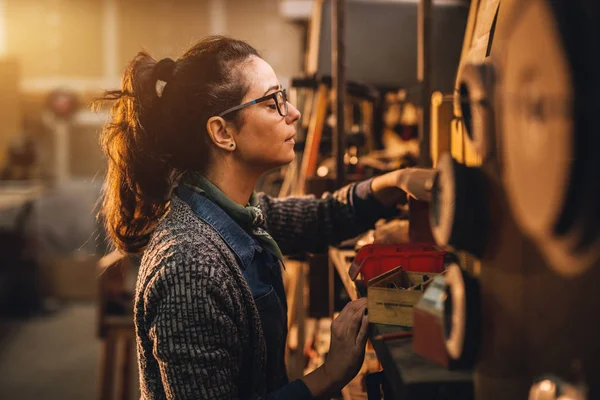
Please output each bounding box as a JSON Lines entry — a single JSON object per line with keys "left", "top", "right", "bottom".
{"left": 206, "top": 116, "right": 236, "bottom": 151}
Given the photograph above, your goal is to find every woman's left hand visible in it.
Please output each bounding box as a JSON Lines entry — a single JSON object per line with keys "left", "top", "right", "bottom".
{"left": 394, "top": 168, "right": 437, "bottom": 202}
{"left": 371, "top": 167, "right": 437, "bottom": 207}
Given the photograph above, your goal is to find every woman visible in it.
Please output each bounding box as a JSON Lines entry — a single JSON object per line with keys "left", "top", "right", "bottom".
{"left": 99, "top": 36, "right": 416, "bottom": 399}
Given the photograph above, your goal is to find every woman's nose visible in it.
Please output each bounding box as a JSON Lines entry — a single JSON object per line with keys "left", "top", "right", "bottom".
{"left": 286, "top": 102, "right": 301, "bottom": 124}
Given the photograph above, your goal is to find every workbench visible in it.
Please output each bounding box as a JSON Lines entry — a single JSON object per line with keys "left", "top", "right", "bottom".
{"left": 0, "top": 182, "right": 44, "bottom": 222}
{"left": 328, "top": 247, "right": 474, "bottom": 400}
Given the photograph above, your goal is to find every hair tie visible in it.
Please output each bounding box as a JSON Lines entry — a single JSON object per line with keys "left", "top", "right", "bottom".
{"left": 154, "top": 58, "right": 176, "bottom": 98}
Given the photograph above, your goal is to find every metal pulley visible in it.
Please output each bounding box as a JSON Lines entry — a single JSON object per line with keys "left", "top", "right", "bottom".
{"left": 496, "top": 0, "right": 600, "bottom": 276}
{"left": 429, "top": 152, "right": 489, "bottom": 258}
{"left": 456, "top": 62, "right": 497, "bottom": 160}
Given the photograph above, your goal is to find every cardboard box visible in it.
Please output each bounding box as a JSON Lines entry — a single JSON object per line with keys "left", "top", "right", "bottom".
{"left": 367, "top": 266, "right": 440, "bottom": 326}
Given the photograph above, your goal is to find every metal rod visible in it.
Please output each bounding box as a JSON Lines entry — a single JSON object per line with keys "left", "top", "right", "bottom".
{"left": 332, "top": 0, "right": 346, "bottom": 187}
{"left": 373, "top": 331, "right": 413, "bottom": 341}
{"left": 417, "top": 0, "right": 433, "bottom": 167}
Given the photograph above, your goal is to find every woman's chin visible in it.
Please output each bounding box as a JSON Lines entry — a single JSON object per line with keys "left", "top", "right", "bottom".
{"left": 279, "top": 151, "right": 296, "bottom": 166}
{"left": 260, "top": 153, "right": 296, "bottom": 172}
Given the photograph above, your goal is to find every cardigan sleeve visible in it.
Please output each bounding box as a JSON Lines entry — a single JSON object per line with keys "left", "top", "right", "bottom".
{"left": 142, "top": 252, "right": 314, "bottom": 400}
{"left": 143, "top": 253, "right": 244, "bottom": 399}
{"left": 258, "top": 179, "right": 398, "bottom": 255}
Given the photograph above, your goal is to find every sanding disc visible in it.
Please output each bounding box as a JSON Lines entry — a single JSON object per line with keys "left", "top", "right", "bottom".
{"left": 430, "top": 153, "right": 489, "bottom": 258}
{"left": 457, "top": 63, "right": 496, "bottom": 160}
{"left": 443, "top": 263, "right": 481, "bottom": 365}
{"left": 444, "top": 264, "right": 467, "bottom": 360}
{"left": 430, "top": 153, "right": 458, "bottom": 249}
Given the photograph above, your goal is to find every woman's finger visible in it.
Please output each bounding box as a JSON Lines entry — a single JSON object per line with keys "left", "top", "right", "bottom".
{"left": 355, "top": 314, "right": 369, "bottom": 346}
{"left": 346, "top": 302, "right": 367, "bottom": 337}
{"left": 337, "top": 298, "right": 367, "bottom": 325}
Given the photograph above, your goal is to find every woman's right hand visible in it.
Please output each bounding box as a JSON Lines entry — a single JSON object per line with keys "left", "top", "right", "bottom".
{"left": 323, "top": 297, "right": 369, "bottom": 390}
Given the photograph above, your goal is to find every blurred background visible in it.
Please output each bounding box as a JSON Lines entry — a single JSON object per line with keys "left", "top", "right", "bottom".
{"left": 0, "top": 0, "right": 472, "bottom": 399}
{"left": 0, "top": 2, "right": 307, "bottom": 398}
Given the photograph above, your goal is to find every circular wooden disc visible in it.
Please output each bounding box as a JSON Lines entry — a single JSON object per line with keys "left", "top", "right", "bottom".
{"left": 537, "top": 229, "right": 600, "bottom": 278}
{"left": 501, "top": 0, "right": 574, "bottom": 241}
{"left": 458, "top": 63, "right": 496, "bottom": 159}
{"left": 444, "top": 264, "right": 467, "bottom": 360}
{"left": 499, "top": 0, "right": 600, "bottom": 276}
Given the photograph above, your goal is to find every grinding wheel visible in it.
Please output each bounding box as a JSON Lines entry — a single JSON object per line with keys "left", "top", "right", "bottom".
{"left": 444, "top": 264, "right": 481, "bottom": 365}
{"left": 430, "top": 153, "right": 489, "bottom": 258}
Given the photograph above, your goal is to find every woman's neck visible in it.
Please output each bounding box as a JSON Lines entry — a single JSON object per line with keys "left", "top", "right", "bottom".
{"left": 202, "top": 162, "right": 260, "bottom": 206}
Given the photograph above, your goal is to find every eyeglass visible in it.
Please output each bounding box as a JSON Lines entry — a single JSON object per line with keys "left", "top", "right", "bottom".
{"left": 219, "top": 88, "right": 288, "bottom": 118}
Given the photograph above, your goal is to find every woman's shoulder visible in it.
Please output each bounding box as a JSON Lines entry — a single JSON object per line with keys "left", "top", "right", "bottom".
{"left": 138, "top": 196, "right": 239, "bottom": 292}
{"left": 148, "top": 196, "right": 223, "bottom": 254}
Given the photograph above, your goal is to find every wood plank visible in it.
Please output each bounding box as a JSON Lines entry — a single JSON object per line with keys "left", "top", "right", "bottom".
{"left": 298, "top": 84, "right": 329, "bottom": 194}
{"left": 305, "top": 0, "right": 324, "bottom": 75}
{"left": 329, "top": 247, "right": 358, "bottom": 301}
{"left": 430, "top": 93, "right": 453, "bottom": 168}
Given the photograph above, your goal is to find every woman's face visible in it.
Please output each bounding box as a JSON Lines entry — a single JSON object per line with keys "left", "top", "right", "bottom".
{"left": 231, "top": 56, "right": 301, "bottom": 172}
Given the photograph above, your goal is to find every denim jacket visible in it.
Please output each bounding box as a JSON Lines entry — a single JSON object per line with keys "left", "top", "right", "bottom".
{"left": 177, "top": 184, "right": 306, "bottom": 396}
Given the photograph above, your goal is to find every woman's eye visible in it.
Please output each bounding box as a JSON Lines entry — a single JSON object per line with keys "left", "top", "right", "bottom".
{"left": 267, "top": 104, "right": 277, "bottom": 110}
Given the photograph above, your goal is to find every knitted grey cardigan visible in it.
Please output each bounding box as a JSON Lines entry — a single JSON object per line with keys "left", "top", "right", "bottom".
{"left": 134, "top": 185, "right": 383, "bottom": 399}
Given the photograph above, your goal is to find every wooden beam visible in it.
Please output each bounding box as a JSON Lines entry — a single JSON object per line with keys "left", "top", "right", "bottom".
{"left": 332, "top": 0, "right": 347, "bottom": 187}
{"left": 298, "top": 83, "right": 328, "bottom": 194}
{"left": 102, "top": 0, "right": 118, "bottom": 80}
{"left": 305, "top": 0, "right": 323, "bottom": 75}
{"left": 417, "top": 0, "right": 433, "bottom": 167}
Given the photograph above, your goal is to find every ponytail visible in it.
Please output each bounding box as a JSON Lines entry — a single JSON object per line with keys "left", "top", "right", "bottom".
{"left": 97, "top": 36, "right": 260, "bottom": 254}
{"left": 98, "top": 52, "right": 176, "bottom": 253}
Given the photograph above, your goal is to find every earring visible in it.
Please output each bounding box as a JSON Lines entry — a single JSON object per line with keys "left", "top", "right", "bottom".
{"left": 230, "top": 143, "right": 235, "bottom": 148}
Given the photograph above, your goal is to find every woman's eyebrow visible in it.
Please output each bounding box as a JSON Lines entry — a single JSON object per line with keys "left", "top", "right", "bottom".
{"left": 262, "top": 84, "right": 281, "bottom": 96}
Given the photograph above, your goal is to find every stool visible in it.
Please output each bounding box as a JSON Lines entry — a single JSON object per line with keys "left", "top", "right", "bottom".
{"left": 97, "top": 250, "right": 137, "bottom": 400}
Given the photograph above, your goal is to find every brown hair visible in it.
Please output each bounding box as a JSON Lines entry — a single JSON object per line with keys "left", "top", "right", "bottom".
{"left": 97, "top": 36, "right": 260, "bottom": 253}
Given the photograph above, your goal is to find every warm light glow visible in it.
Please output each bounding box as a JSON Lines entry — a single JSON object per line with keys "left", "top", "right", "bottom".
{"left": 317, "top": 166, "right": 329, "bottom": 177}
{"left": 432, "top": 91, "right": 443, "bottom": 106}
{"left": 539, "top": 379, "right": 556, "bottom": 392}
{"left": 529, "top": 379, "right": 558, "bottom": 400}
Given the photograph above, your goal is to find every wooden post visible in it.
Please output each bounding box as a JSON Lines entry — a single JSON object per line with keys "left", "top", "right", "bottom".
{"left": 102, "top": 0, "right": 118, "bottom": 81}
{"left": 0, "top": 59, "right": 20, "bottom": 168}
{"left": 332, "top": 0, "right": 346, "bottom": 188}
{"left": 417, "top": 0, "right": 433, "bottom": 167}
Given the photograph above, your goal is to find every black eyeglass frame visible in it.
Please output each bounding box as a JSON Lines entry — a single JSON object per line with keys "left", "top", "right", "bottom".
{"left": 218, "top": 88, "right": 288, "bottom": 118}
